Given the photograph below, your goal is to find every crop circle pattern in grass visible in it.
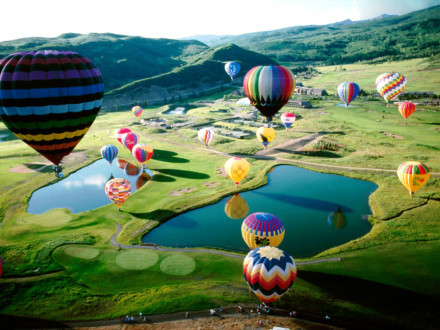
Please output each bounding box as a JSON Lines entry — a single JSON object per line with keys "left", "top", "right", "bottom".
{"left": 160, "top": 255, "right": 196, "bottom": 276}
{"left": 64, "top": 246, "right": 99, "bottom": 259}
{"left": 115, "top": 250, "right": 159, "bottom": 270}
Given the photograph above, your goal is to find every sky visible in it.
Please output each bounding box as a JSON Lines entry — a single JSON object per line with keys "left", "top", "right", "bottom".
{"left": 1, "top": 0, "right": 439, "bottom": 42}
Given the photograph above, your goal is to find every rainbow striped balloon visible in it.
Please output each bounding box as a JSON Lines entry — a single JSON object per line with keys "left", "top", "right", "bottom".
{"left": 337, "top": 82, "right": 360, "bottom": 107}
{"left": 105, "top": 178, "right": 131, "bottom": 209}
{"left": 376, "top": 73, "right": 406, "bottom": 103}
{"left": 243, "top": 246, "right": 297, "bottom": 304}
{"left": 132, "top": 143, "right": 154, "bottom": 165}
{"left": 241, "top": 212, "right": 285, "bottom": 249}
{"left": 101, "top": 144, "right": 118, "bottom": 165}
{"left": 198, "top": 127, "right": 215, "bottom": 147}
{"left": 0, "top": 50, "right": 104, "bottom": 166}
{"left": 243, "top": 65, "right": 295, "bottom": 121}
{"left": 397, "top": 161, "right": 430, "bottom": 196}
{"left": 398, "top": 101, "right": 416, "bottom": 120}
{"left": 132, "top": 105, "right": 143, "bottom": 118}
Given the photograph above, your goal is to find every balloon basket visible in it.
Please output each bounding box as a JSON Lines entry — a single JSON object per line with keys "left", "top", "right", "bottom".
{"left": 54, "top": 165, "right": 63, "bottom": 178}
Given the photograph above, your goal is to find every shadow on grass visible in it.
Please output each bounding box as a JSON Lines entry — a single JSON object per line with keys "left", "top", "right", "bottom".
{"left": 295, "top": 150, "right": 342, "bottom": 158}
{"left": 298, "top": 270, "right": 439, "bottom": 330}
{"left": 127, "top": 209, "right": 177, "bottom": 221}
{"left": 158, "top": 169, "right": 210, "bottom": 179}
{"left": 152, "top": 149, "right": 190, "bottom": 163}
{"left": 23, "top": 163, "right": 53, "bottom": 173}
{"left": 0, "top": 314, "right": 70, "bottom": 329}
{"left": 150, "top": 174, "right": 176, "bottom": 182}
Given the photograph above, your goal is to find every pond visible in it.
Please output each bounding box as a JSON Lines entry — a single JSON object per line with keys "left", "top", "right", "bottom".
{"left": 27, "top": 159, "right": 153, "bottom": 214}
{"left": 143, "top": 165, "right": 377, "bottom": 257}
{"left": 163, "top": 104, "right": 199, "bottom": 115}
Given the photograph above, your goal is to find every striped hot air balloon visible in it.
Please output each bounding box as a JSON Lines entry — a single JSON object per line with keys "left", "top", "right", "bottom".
{"left": 132, "top": 105, "right": 143, "bottom": 118}
{"left": 198, "top": 127, "right": 215, "bottom": 147}
{"left": 397, "top": 161, "right": 430, "bottom": 197}
{"left": 256, "top": 126, "right": 275, "bottom": 148}
{"left": 225, "top": 157, "right": 250, "bottom": 187}
{"left": 376, "top": 73, "right": 406, "bottom": 104}
{"left": 132, "top": 143, "right": 154, "bottom": 167}
{"left": 243, "top": 65, "right": 295, "bottom": 123}
{"left": 398, "top": 101, "right": 416, "bottom": 120}
{"left": 243, "top": 246, "right": 297, "bottom": 304}
{"left": 0, "top": 50, "right": 104, "bottom": 172}
{"left": 121, "top": 132, "right": 139, "bottom": 151}
{"left": 105, "top": 178, "right": 131, "bottom": 209}
{"left": 241, "top": 212, "right": 285, "bottom": 249}
{"left": 337, "top": 82, "right": 360, "bottom": 108}
{"left": 280, "top": 112, "right": 296, "bottom": 130}
{"left": 101, "top": 144, "right": 118, "bottom": 165}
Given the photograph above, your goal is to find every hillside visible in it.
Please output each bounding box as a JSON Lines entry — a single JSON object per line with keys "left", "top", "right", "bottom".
{"left": 0, "top": 33, "right": 209, "bottom": 90}
{"left": 184, "top": 5, "right": 440, "bottom": 65}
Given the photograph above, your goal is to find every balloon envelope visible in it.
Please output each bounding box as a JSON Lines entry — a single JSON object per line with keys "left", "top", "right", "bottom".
{"left": 256, "top": 126, "right": 275, "bottom": 147}
{"left": 132, "top": 143, "right": 154, "bottom": 165}
{"left": 243, "top": 65, "right": 295, "bottom": 121}
{"left": 132, "top": 105, "right": 143, "bottom": 118}
{"left": 124, "top": 162, "right": 141, "bottom": 176}
{"left": 280, "top": 112, "right": 296, "bottom": 129}
{"left": 105, "top": 178, "right": 131, "bottom": 208}
{"left": 122, "top": 132, "right": 140, "bottom": 151}
{"left": 101, "top": 144, "right": 118, "bottom": 164}
{"left": 225, "top": 194, "right": 249, "bottom": 219}
{"left": 398, "top": 101, "right": 416, "bottom": 119}
{"left": 225, "top": 157, "right": 250, "bottom": 187}
{"left": 397, "top": 161, "right": 430, "bottom": 196}
{"left": 224, "top": 61, "right": 241, "bottom": 80}
{"left": 241, "top": 212, "right": 285, "bottom": 249}
{"left": 0, "top": 50, "right": 104, "bottom": 165}
{"left": 198, "top": 127, "right": 215, "bottom": 147}
{"left": 337, "top": 82, "right": 360, "bottom": 107}
{"left": 376, "top": 73, "right": 406, "bottom": 103}
{"left": 115, "top": 128, "right": 131, "bottom": 146}
{"left": 243, "top": 246, "right": 297, "bottom": 304}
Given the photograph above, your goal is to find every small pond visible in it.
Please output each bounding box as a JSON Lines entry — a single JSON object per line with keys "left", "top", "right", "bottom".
{"left": 163, "top": 104, "right": 200, "bottom": 115}
{"left": 143, "top": 165, "right": 377, "bottom": 257}
{"left": 27, "top": 159, "right": 152, "bottom": 214}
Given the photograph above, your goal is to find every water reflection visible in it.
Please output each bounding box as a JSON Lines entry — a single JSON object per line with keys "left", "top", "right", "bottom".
{"left": 28, "top": 159, "right": 153, "bottom": 214}
{"left": 327, "top": 206, "right": 348, "bottom": 229}
{"left": 224, "top": 194, "right": 249, "bottom": 219}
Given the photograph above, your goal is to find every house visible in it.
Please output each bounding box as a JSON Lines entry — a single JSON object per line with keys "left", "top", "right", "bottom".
{"left": 287, "top": 99, "right": 312, "bottom": 108}
{"left": 294, "top": 86, "right": 328, "bottom": 96}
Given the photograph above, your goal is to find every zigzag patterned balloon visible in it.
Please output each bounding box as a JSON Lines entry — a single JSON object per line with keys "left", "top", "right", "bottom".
{"left": 376, "top": 73, "right": 406, "bottom": 103}
{"left": 243, "top": 246, "right": 297, "bottom": 304}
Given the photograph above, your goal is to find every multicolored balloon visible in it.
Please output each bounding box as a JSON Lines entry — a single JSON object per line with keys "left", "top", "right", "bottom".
{"left": 132, "top": 105, "right": 143, "bottom": 118}
{"left": 224, "top": 61, "right": 241, "bottom": 80}
{"left": 0, "top": 50, "right": 104, "bottom": 167}
{"left": 116, "top": 158, "right": 128, "bottom": 170}
{"left": 225, "top": 194, "right": 249, "bottom": 219}
{"left": 115, "top": 127, "right": 131, "bottom": 146}
{"left": 121, "top": 132, "right": 140, "bottom": 151}
{"left": 198, "top": 127, "right": 215, "bottom": 147}
{"left": 376, "top": 73, "right": 406, "bottom": 103}
{"left": 327, "top": 206, "right": 347, "bottom": 229}
{"left": 256, "top": 126, "right": 275, "bottom": 148}
{"left": 398, "top": 101, "right": 416, "bottom": 120}
{"left": 397, "top": 161, "right": 430, "bottom": 197}
{"left": 337, "top": 82, "right": 360, "bottom": 108}
{"left": 243, "top": 246, "right": 297, "bottom": 304}
{"left": 243, "top": 65, "right": 295, "bottom": 122}
{"left": 225, "top": 157, "right": 250, "bottom": 187}
{"left": 241, "top": 212, "right": 285, "bottom": 249}
{"left": 280, "top": 112, "right": 296, "bottom": 130}
{"left": 105, "top": 178, "right": 131, "bottom": 209}
{"left": 132, "top": 143, "right": 154, "bottom": 166}
{"left": 101, "top": 144, "right": 118, "bottom": 165}
{"left": 124, "top": 162, "right": 141, "bottom": 176}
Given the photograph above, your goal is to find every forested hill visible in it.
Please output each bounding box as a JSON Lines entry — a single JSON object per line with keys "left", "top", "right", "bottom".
{"left": 0, "top": 33, "right": 209, "bottom": 90}
{"left": 184, "top": 5, "right": 440, "bottom": 65}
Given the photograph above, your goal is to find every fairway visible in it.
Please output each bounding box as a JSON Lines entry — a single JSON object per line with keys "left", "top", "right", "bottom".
{"left": 16, "top": 209, "right": 73, "bottom": 227}
{"left": 160, "top": 254, "right": 196, "bottom": 276}
{"left": 64, "top": 246, "right": 100, "bottom": 260}
{"left": 115, "top": 250, "right": 159, "bottom": 270}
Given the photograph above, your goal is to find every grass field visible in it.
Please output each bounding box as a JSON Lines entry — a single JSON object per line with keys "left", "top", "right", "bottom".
{"left": 0, "top": 59, "right": 439, "bottom": 330}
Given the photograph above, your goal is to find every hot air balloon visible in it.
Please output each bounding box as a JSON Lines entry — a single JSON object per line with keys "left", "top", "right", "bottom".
{"left": 105, "top": 178, "right": 131, "bottom": 209}
{"left": 243, "top": 246, "right": 297, "bottom": 304}
{"left": 132, "top": 143, "right": 154, "bottom": 168}
{"left": 225, "top": 157, "right": 250, "bottom": 187}
{"left": 337, "top": 82, "right": 360, "bottom": 108}
{"left": 0, "top": 50, "right": 104, "bottom": 176}
{"left": 115, "top": 128, "right": 131, "bottom": 146}
{"left": 398, "top": 101, "right": 416, "bottom": 120}
{"left": 116, "top": 159, "right": 128, "bottom": 170}
{"left": 397, "top": 161, "right": 430, "bottom": 197}
{"left": 280, "top": 112, "right": 296, "bottom": 130}
{"left": 224, "top": 61, "right": 241, "bottom": 80}
{"left": 243, "top": 65, "right": 295, "bottom": 123}
{"left": 132, "top": 105, "right": 143, "bottom": 118}
{"left": 376, "top": 73, "right": 406, "bottom": 104}
{"left": 124, "top": 162, "right": 141, "bottom": 176}
{"left": 0, "top": 257, "right": 3, "bottom": 277}
{"left": 327, "top": 206, "right": 347, "bottom": 229}
{"left": 198, "top": 127, "right": 215, "bottom": 147}
{"left": 122, "top": 132, "right": 139, "bottom": 152}
{"left": 225, "top": 194, "right": 249, "bottom": 219}
{"left": 256, "top": 126, "right": 275, "bottom": 148}
{"left": 241, "top": 212, "right": 285, "bottom": 249}
{"left": 101, "top": 144, "right": 118, "bottom": 165}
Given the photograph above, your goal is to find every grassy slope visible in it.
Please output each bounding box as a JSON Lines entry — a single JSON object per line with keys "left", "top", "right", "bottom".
{"left": 0, "top": 59, "right": 439, "bottom": 329}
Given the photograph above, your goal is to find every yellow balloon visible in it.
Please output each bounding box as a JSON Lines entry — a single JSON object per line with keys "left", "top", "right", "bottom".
{"left": 256, "top": 126, "right": 276, "bottom": 148}
{"left": 225, "top": 157, "right": 250, "bottom": 187}
{"left": 397, "top": 161, "right": 430, "bottom": 197}
{"left": 225, "top": 194, "right": 249, "bottom": 219}
{"left": 241, "top": 212, "right": 285, "bottom": 249}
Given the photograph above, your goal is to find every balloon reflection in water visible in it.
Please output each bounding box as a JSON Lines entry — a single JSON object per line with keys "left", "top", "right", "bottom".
{"left": 327, "top": 206, "right": 347, "bottom": 229}
{"left": 224, "top": 194, "right": 249, "bottom": 219}
{"left": 136, "top": 170, "right": 153, "bottom": 190}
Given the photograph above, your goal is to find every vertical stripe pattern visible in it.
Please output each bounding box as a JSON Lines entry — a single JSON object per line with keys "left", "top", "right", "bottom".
{"left": 241, "top": 212, "right": 285, "bottom": 249}
{"left": 337, "top": 82, "right": 360, "bottom": 107}
{"left": 397, "top": 161, "right": 430, "bottom": 196}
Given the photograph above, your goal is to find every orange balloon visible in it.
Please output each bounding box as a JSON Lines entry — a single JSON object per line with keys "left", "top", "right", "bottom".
{"left": 398, "top": 101, "right": 416, "bottom": 120}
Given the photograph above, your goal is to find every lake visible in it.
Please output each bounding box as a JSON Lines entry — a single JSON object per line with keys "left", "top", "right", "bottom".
{"left": 27, "top": 159, "right": 152, "bottom": 214}
{"left": 142, "top": 165, "right": 377, "bottom": 257}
